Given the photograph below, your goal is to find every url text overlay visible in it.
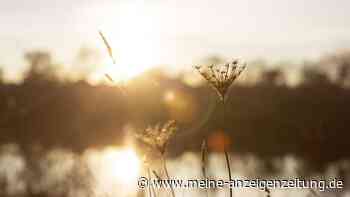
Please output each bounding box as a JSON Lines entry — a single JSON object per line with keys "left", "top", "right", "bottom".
{"left": 137, "top": 177, "right": 344, "bottom": 192}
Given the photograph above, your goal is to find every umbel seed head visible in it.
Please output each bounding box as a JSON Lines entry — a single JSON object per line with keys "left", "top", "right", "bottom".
{"left": 135, "top": 120, "right": 177, "bottom": 155}
{"left": 195, "top": 59, "right": 247, "bottom": 101}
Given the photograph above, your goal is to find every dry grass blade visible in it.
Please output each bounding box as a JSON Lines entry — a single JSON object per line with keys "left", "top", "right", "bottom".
{"left": 105, "top": 73, "right": 114, "bottom": 82}
{"left": 99, "top": 31, "right": 128, "bottom": 96}
{"left": 98, "top": 30, "right": 116, "bottom": 64}
{"left": 104, "top": 74, "right": 128, "bottom": 96}
{"left": 224, "top": 149, "right": 232, "bottom": 197}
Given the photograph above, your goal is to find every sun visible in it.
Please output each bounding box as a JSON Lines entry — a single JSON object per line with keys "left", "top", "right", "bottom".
{"left": 97, "top": 1, "right": 162, "bottom": 83}
{"left": 101, "top": 147, "right": 140, "bottom": 184}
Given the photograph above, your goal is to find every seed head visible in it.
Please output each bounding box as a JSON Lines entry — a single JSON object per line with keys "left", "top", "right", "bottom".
{"left": 135, "top": 120, "right": 177, "bottom": 155}
{"left": 195, "top": 59, "right": 246, "bottom": 101}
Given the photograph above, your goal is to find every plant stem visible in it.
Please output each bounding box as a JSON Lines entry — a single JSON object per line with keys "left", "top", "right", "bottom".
{"left": 224, "top": 149, "right": 232, "bottom": 197}
{"left": 201, "top": 139, "right": 209, "bottom": 197}
{"left": 264, "top": 187, "right": 271, "bottom": 197}
{"left": 162, "top": 154, "right": 176, "bottom": 197}
{"left": 147, "top": 167, "right": 154, "bottom": 197}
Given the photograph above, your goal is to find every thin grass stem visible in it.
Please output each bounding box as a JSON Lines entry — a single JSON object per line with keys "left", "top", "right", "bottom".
{"left": 162, "top": 154, "right": 176, "bottom": 197}
{"left": 224, "top": 149, "right": 232, "bottom": 197}
{"left": 201, "top": 139, "right": 209, "bottom": 197}
{"left": 147, "top": 167, "right": 153, "bottom": 197}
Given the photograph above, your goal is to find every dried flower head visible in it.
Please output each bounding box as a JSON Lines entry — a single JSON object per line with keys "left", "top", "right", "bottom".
{"left": 136, "top": 120, "right": 177, "bottom": 155}
{"left": 195, "top": 59, "right": 247, "bottom": 101}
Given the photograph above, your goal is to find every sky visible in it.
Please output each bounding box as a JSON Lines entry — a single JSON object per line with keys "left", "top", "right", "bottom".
{"left": 1, "top": 0, "right": 350, "bottom": 81}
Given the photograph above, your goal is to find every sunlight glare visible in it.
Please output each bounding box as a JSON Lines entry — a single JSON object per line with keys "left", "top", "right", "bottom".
{"left": 102, "top": 147, "right": 140, "bottom": 184}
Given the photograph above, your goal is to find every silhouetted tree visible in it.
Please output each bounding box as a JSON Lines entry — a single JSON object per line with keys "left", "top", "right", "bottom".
{"left": 23, "top": 50, "right": 58, "bottom": 83}
{"left": 330, "top": 51, "right": 350, "bottom": 86}
{"left": 337, "top": 63, "right": 350, "bottom": 86}
{"left": 321, "top": 50, "right": 350, "bottom": 87}
{"left": 259, "top": 69, "right": 286, "bottom": 86}
{"left": 301, "top": 63, "right": 332, "bottom": 86}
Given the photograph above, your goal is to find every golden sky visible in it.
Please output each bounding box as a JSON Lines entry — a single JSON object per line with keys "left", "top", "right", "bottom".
{"left": 1, "top": 0, "right": 350, "bottom": 81}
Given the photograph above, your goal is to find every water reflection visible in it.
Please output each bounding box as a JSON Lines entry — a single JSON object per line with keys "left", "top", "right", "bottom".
{"left": 0, "top": 144, "right": 348, "bottom": 197}
{"left": 0, "top": 144, "right": 26, "bottom": 195}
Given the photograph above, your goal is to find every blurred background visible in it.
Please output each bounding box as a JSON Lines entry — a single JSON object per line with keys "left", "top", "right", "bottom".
{"left": 1, "top": 0, "right": 350, "bottom": 197}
